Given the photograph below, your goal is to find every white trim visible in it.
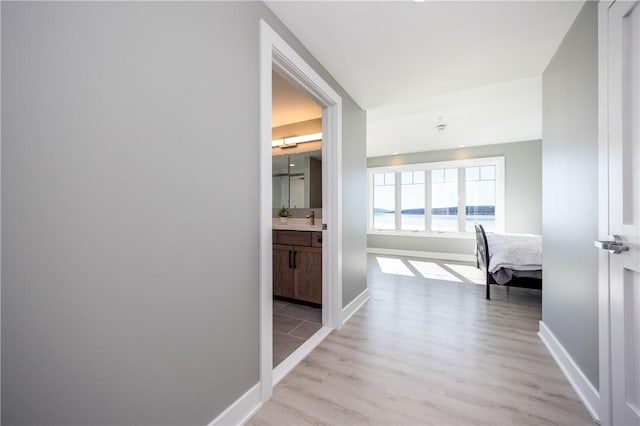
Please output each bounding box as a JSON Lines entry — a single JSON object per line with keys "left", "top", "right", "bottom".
{"left": 207, "top": 383, "right": 262, "bottom": 426}
{"left": 321, "top": 99, "right": 343, "bottom": 330}
{"left": 367, "top": 247, "right": 476, "bottom": 263}
{"left": 538, "top": 321, "right": 600, "bottom": 422}
{"left": 341, "top": 288, "right": 371, "bottom": 326}
{"left": 259, "top": 19, "right": 343, "bottom": 404}
{"left": 368, "top": 156, "right": 505, "bottom": 172}
{"left": 259, "top": 19, "right": 274, "bottom": 403}
{"left": 273, "top": 327, "right": 332, "bottom": 386}
{"left": 367, "top": 230, "right": 476, "bottom": 239}
{"left": 597, "top": 2, "right": 612, "bottom": 425}
{"left": 0, "top": 2, "right": 3, "bottom": 419}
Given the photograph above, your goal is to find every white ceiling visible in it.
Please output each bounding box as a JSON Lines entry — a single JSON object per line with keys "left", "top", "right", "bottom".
{"left": 266, "top": 1, "right": 584, "bottom": 157}
{"left": 367, "top": 76, "right": 542, "bottom": 156}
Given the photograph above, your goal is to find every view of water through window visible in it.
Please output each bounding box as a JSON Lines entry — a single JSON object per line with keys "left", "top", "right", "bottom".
{"left": 371, "top": 162, "right": 499, "bottom": 233}
{"left": 372, "top": 213, "right": 496, "bottom": 232}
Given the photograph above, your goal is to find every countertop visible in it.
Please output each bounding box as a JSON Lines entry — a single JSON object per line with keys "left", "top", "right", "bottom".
{"left": 272, "top": 218, "right": 322, "bottom": 232}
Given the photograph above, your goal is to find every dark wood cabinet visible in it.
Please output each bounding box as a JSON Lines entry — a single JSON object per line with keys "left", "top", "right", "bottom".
{"left": 294, "top": 246, "right": 322, "bottom": 304}
{"left": 273, "top": 244, "right": 295, "bottom": 299}
{"left": 272, "top": 230, "right": 322, "bottom": 305}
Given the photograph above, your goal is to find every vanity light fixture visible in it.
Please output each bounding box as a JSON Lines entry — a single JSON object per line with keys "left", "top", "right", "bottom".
{"left": 272, "top": 132, "right": 322, "bottom": 148}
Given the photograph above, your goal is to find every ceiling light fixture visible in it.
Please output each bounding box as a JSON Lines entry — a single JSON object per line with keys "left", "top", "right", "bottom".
{"left": 272, "top": 132, "right": 322, "bottom": 148}
{"left": 436, "top": 116, "right": 447, "bottom": 133}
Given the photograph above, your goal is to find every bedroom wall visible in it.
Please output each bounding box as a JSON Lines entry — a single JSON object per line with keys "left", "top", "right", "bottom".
{"left": 541, "top": 0, "right": 599, "bottom": 388}
{"left": 367, "top": 140, "right": 542, "bottom": 257}
{"left": 1, "top": 2, "right": 366, "bottom": 425}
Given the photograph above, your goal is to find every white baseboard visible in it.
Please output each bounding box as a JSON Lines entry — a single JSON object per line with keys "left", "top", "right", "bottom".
{"left": 273, "top": 326, "right": 332, "bottom": 386}
{"left": 367, "top": 247, "right": 475, "bottom": 263}
{"left": 341, "top": 288, "right": 370, "bottom": 326}
{"left": 208, "top": 382, "right": 262, "bottom": 426}
{"left": 538, "top": 321, "right": 600, "bottom": 422}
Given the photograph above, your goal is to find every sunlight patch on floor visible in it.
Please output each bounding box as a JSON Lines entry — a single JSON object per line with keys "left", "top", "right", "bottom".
{"left": 408, "top": 260, "right": 462, "bottom": 282}
{"left": 444, "top": 263, "right": 486, "bottom": 285}
{"left": 376, "top": 257, "right": 415, "bottom": 277}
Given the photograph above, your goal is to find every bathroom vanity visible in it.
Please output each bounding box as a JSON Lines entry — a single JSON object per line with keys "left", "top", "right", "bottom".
{"left": 272, "top": 228, "right": 322, "bottom": 306}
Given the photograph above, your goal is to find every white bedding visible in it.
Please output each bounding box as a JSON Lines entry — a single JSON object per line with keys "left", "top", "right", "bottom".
{"left": 486, "top": 233, "right": 542, "bottom": 274}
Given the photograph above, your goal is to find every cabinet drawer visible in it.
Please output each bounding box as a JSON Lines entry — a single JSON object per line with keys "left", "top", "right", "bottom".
{"left": 276, "top": 230, "right": 312, "bottom": 246}
{"left": 312, "top": 231, "right": 322, "bottom": 247}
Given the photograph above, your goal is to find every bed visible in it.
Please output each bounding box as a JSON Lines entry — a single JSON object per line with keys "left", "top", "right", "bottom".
{"left": 475, "top": 224, "right": 542, "bottom": 300}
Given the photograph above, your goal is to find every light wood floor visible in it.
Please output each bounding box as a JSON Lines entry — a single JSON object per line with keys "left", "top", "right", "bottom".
{"left": 248, "top": 255, "right": 596, "bottom": 426}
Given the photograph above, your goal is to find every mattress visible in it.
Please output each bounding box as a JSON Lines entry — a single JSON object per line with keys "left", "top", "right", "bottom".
{"left": 486, "top": 233, "right": 542, "bottom": 285}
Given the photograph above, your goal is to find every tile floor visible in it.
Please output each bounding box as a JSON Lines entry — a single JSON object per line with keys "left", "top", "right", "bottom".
{"left": 273, "top": 299, "right": 322, "bottom": 367}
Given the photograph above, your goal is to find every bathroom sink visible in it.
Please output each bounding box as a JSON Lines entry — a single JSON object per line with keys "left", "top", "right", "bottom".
{"left": 272, "top": 218, "right": 322, "bottom": 231}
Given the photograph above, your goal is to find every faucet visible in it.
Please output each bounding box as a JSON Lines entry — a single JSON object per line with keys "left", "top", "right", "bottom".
{"left": 306, "top": 210, "right": 315, "bottom": 226}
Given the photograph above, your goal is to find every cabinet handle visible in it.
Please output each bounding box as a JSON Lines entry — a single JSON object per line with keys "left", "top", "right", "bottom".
{"left": 288, "top": 251, "right": 293, "bottom": 268}
{"left": 293, "top": 251, "right": 298, "bottom": 269}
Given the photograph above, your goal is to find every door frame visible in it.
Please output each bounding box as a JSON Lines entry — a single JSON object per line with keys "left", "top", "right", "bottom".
{"left": 258, "top": 19, "right": 343, "bottom": 402}
{"left": 597, "top": 1, "right": 613, "bottom": 424}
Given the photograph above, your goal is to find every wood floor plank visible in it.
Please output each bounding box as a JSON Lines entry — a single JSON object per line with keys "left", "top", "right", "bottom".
{"left": 250, "top": 255, "right": 596, "bottom": 425}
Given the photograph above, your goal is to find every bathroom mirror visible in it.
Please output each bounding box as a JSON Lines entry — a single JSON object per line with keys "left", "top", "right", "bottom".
{"left": 272, "top": 150, "right": 322, "bottom": 209}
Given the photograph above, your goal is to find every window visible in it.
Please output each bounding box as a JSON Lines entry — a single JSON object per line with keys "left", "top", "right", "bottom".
{"left": 368, "top": 157, "right": 504, "bottom": 234}
{"left": 401, "top": 171, "right": 425, "bottom": 230}
{"left": 431, "top": 168, "right": 458, "bottom": 232}
{"left": 465, "top": 165, "right": 496, "bottom": 232}
{"left": 372, "top": 172, "right": 395, "bottom": 230}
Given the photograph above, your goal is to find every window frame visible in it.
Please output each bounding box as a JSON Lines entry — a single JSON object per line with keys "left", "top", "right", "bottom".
{"left": 367, "top": 156, "right": 505, "bottom": 237}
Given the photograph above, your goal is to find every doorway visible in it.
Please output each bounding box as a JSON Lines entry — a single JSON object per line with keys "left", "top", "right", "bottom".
{"left": 258, "top": 20, "right": 343, "bottom": 402}
{"left": 271, "top": 70, "right": 324, "bottom": 368}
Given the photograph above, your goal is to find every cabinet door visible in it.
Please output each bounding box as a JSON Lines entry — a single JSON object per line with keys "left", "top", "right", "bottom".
{"left": 294, "top": 246, "right": 322, "bottom": 304}
{"left": 273, "top": 244, "right": 294, "bottom": 298}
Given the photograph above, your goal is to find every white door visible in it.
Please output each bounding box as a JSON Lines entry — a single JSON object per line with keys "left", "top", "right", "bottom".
{"left": 599, "top": 1, "right": 640, "bottom": 425}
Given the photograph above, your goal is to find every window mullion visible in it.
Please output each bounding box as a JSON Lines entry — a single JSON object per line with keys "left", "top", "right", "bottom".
{"left": 458, "top": 168, "right": 466, "bottom": 232}
{"left": 425, "top": 169, "right": 432, "bottom": 231}
{"left": 368, "top": 172, "right": 373, "bottom": 231}
{"left": 395, "top": 172, "right": 402, "bottom": 230}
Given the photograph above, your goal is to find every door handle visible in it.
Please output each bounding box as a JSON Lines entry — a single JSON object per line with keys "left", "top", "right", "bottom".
{"left": 288, "top": 251, "right": 293, "bottom": 268}
{"left": 594, "top": 235, "right": 630, "bottom": 254}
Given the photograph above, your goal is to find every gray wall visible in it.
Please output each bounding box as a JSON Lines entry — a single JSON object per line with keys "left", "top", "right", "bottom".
{"left": 1, "top": 2, "right": 366, "bottom": 425}
{"left": 367, "top": 140, "right": 542, "bottom": 256}
{"left": 542, "top": 1, "right": 599, "bottom": 388}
